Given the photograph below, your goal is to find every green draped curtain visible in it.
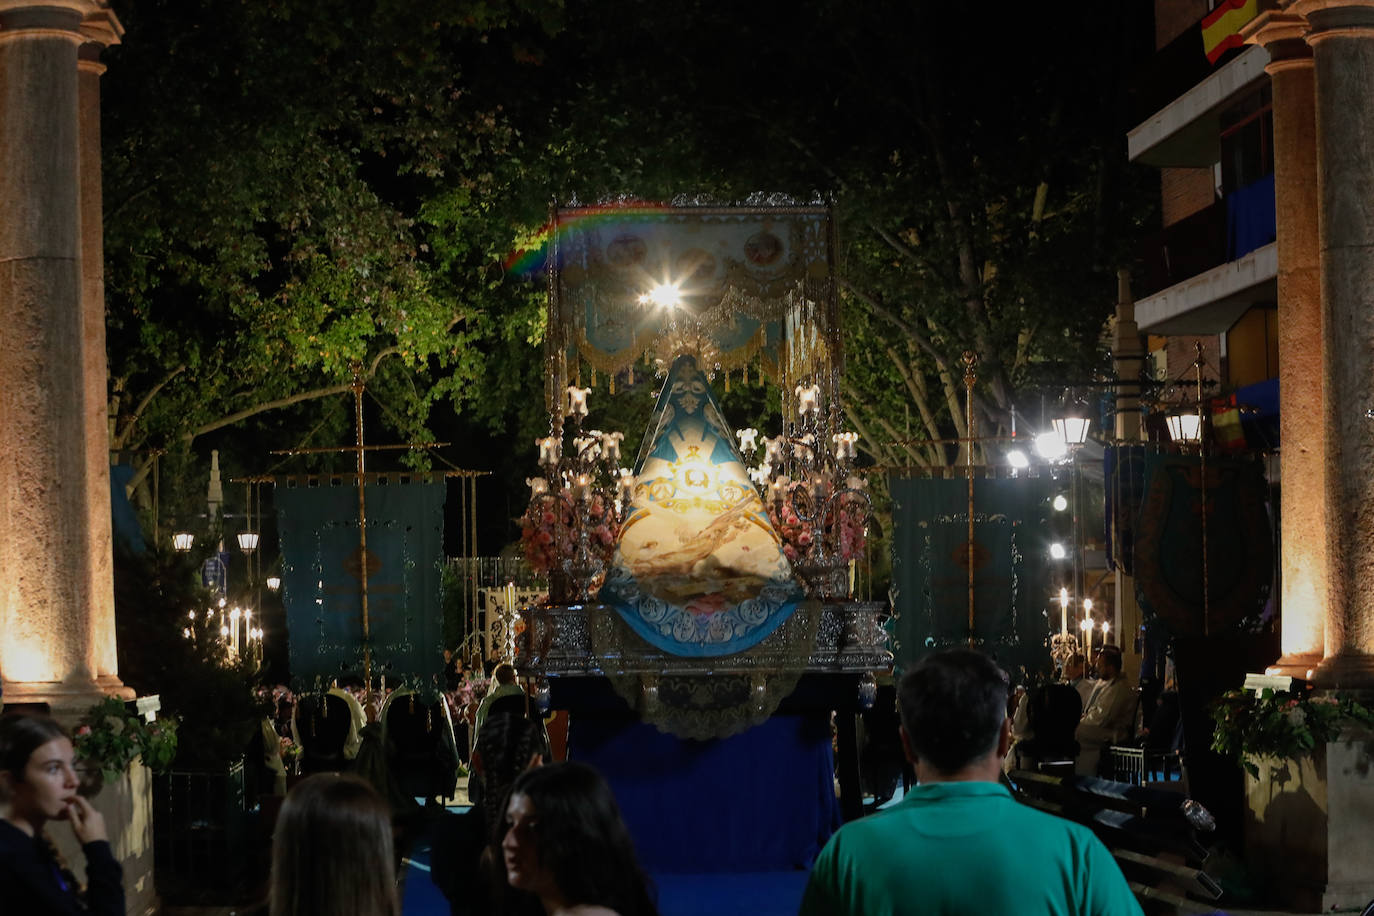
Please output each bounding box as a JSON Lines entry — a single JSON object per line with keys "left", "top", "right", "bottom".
{"left": 889, "top": 475, "right": 1056, "bottom": 681}
{"left": 276, "top": 479, "right": 446, "bottom": 688}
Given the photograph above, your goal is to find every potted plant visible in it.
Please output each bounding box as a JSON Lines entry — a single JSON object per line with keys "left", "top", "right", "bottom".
{"left": 72, "top": 696, "right": 179, "bottom": 793}
{"left": 1211, "top": 686, "right": 1374, "bottom": 776}
{"left": 1212, "top": 685, "right": 1374, "bottom": 910}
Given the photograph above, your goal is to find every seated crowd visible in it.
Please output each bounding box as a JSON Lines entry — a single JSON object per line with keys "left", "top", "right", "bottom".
{"left": 1006, "top": 644, "right": 1157, "bottom": 777}
{"left": 1, "top": 648, "right": 1146, "bottom": 915}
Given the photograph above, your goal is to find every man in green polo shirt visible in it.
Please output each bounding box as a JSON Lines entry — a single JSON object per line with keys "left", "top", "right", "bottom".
{"left": 799, "top": 649, "right": 1143, "bottom": 916}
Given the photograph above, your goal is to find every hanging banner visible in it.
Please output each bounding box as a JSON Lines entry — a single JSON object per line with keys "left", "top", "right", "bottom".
{"left": 889, "top": 475, "right": 1055, "bottom": 681}
{"left": 276, "top": 478, "right": 446, "bottom": 687}
{"left": 1134, "top": 453, "right": 1272, "bottom": 637}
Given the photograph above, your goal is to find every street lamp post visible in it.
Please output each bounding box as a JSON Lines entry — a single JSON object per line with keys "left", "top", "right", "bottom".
{"left": 1053, "top": 410, "right": 1091, "bottom": 639}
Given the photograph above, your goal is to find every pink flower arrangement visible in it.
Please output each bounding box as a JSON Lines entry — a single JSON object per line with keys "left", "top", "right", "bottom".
{"left": 767, "top": 482, "right": 868, "bottom": 564}
{"left": 520, "top": 489, "right": 617, "bottom": 575}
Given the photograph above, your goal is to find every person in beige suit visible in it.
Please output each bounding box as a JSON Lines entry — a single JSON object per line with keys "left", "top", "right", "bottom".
{"left": 1074, "top": 646, "right": 1136, "bottom": 776}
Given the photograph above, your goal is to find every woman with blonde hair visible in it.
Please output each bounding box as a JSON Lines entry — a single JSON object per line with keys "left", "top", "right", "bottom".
{"left": 269, "top": 772, "right": 399, "bottom": 916}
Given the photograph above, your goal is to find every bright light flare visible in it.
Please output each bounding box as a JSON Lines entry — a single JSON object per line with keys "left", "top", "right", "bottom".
{"left": 640, "top": 283, "right": 682, "bottom": 309}
{"left": 1007, "top": 449, "right": 1029, "bottom": 469}
{"left": 1049, "top": 543, "right": 1066, "bottom": 560}
{"left": 1035, "top": 432, "right": 1067, "bottom": 461}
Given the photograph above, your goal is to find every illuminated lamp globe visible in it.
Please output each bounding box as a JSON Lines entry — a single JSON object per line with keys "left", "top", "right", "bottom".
{"left": 1049, "top": 543, "right": 1067, "bottom": 560}
{"left": 266, "top": 576, "right": 282, "bottom": 592}
{"left": 172, "top": 532, "right": 195, "bottom": 552}
{"left": 237, "top": 531, "right": 260, "bottom": 553}
{"left": 1052, "top": 494, "right": 1069, "bottom": 512}
{"left": 1166, "top": 413, "right": 1203, "bottom": 444}
{"left": 1051, "top": 416, "right": 1091, "bottom": 448}
{"left": 1006, "top": 449, "right": 1030, "bottom": 469}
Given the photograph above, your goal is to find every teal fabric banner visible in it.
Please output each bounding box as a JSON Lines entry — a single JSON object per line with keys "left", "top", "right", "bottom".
{"left": 276, "top": 480, "right": 446, "bottom": 687}
{"left": 889, "top": 475, "right": 1056, "bottom": 681}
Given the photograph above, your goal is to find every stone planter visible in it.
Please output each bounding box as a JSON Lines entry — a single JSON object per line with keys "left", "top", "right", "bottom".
{"left": 1243, "top": 733, "right": 1374, "bottom": 911}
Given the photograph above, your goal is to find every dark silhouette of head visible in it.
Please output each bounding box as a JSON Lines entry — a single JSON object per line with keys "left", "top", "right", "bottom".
{"left": 269, "top": 773, "right": 399, "bottom": 916}
{"left": 504, "top": 761, "right": 658, "bottom": 916}
{"left": 898, "top": 649, "right": 1011, "bottom": 775}
{"left": 475, "top": 713, "right": 545, "bottom": 843}
{"left": 493, "top": 663, "right": 517, "bottom": 686}
{"left": 1098, "top": 646, "right": 1123, "bottom": 679}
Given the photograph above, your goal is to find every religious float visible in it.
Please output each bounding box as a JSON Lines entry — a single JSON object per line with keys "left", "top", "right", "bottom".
{"left": 512, "top": 200, "right": 890, "bottom": 871}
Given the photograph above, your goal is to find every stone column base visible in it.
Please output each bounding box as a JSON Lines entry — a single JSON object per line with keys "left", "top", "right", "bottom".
{"left": 1, "top": 677, "right": 129, "bottom": 715}
{"left": 1245, "top": 733, "right": 1374, "bottom": 912}
{"left": 1265, "top": 652, "right": 1323, "bottom": 680}
{"left": 1313, "top": 652, "right": 1374, "bottom": 690}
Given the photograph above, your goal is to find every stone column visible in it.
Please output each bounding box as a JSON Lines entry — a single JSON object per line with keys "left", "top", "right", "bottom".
{"left": 0, "top": 0, "right": 126, "bottom": 713}
{"left": 77, "top": 11, "right": 125, "bottom": 698}
{"left": 1243, "top": 12, "right": 1328, "bottom": 680}
{"left": 1111, "top": 270, "right": 1145, "bottom": 683}
{"left": 1291, "top": 0, "right": 1374, "bottom": 689}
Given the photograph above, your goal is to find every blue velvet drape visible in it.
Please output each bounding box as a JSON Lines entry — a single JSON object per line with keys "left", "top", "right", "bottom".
{"left": 567, "top": 714, "right": 840, "bottom": 873}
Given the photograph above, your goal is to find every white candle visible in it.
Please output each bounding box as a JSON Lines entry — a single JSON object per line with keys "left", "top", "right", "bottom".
{"left": 1059, "top": 588, "right": 1069, "bottom": 637}
{"left": 737, "top": 428, "right": 759, "bottom": 453}
{"left": 833, "top": 431, "right": 858, "bottom": 460}
{"left": 574, "top": 473, "right": 592, "bottom": 499}
{"left": 566, "top": 385, "right": 591, "bottom": 418}
{"left": 537, "top": 436, "right": 561, "bottom": 465}
{"left": 764, "top": 435, "right": 785, "bottom": 465}
{"left": 793, "top": 433, "right": 815, "bottom": 463}
{"left": 601, "top": 431, "right": 624, "bottom": 463}
{"left": 617, "top": 469, "right": 636, "bottom": 501}
{"left": 527, "top": 477, "right": 549, "bottom": 497}
{"left": 796, "top": 383, "right": 821, "bottom": 416}
{"left": 573, "top": 435, "right": 598, "bottom": 459}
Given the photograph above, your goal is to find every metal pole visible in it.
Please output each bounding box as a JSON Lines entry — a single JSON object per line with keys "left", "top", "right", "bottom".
{"left": 352, "top": 372, "right": 372, "bottom": 690}
{"left": 1195, "top": 342, "right": 1209, "bottom": 636}
{"left": 963, "top": 351, "right": 978, "bottom": 648}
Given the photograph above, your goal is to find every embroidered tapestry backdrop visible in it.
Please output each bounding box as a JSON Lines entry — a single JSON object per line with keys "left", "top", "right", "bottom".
{"left": 276, "top": 478, "right": 446, "bottom": 686}
{"left": 889, "top": 475, "right": 1056, "bottom": 680}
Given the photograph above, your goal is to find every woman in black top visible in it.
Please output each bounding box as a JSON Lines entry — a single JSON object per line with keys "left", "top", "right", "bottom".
{"left": 0, "top": 712, "right": 124, "bottom": 916}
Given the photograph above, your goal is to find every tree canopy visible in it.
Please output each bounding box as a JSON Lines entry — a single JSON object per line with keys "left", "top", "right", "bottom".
{"left": 101, "top": 0, "right": 1155, "bottom": 544}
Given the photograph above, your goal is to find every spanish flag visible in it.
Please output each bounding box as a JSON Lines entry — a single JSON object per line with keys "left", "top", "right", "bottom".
{"left": 1202, "top": 0, "right": 1260, "bottom": 64}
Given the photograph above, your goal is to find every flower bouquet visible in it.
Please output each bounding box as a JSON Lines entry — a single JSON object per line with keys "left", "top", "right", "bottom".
{"left": 1211, "top": 686, "right": 1374, "bottom": 777}
{"left": 73, "top": 696, "right": 179, "bottom": 789}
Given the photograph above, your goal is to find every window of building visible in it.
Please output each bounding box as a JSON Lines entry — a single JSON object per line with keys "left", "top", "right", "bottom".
{"left": 1219, "top": 85, "right": 1273, "bottom": 194}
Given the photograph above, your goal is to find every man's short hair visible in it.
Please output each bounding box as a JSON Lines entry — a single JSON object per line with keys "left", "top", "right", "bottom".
{"left": 493, "top": 662, "right": 517, "bottom": 685}
{"left": 898, "top": 649, "right": 1011, "bottom": 774}
{"left": 1098, "top": 646, "right": 1123, "bottom": 674}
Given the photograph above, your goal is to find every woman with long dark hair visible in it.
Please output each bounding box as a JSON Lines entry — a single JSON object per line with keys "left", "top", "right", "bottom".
{"left": 0, "top": 711, "right": 124, "bottom": 915}
{"left": 502, "top": 761, "right": 658, "bottom": 916}
{"left": 269, "top": 772, "right": 400, "bottom": 916}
